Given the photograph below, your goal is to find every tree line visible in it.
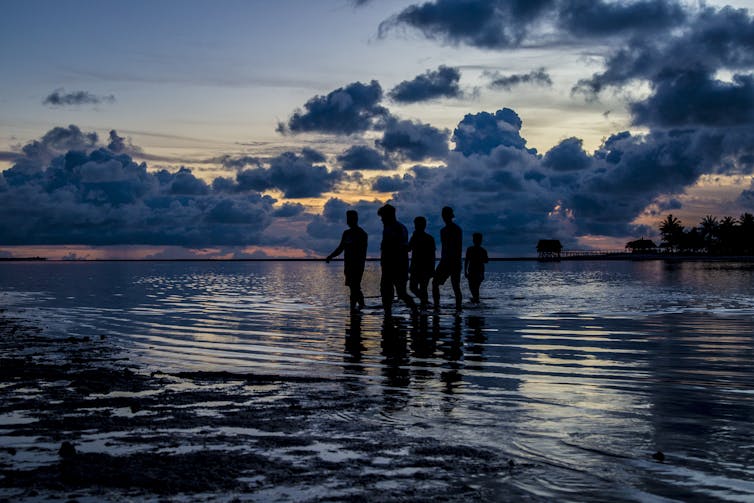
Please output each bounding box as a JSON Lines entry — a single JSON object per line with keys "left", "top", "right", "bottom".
{"left": 658, "top": 213, "right": 754, "bottom": 255}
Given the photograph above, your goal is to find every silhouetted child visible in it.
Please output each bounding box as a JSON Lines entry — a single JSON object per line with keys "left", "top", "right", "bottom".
{"left": 464, "top": 232, "right": 488, "bottom": 304}
{"left": 408, "top": 216, "right": 435, "bottom": 310}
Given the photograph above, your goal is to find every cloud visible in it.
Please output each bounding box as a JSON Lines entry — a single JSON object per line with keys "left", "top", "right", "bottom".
{"left": 277, "top": 80, "right": 388, "bottom": 135}
{"left": 451, "top": 108, "right": 534, "bottom": 156}
{"left": 388, "top": 65, "right": 463, "bottom": 103}
{"left": 542, "top": 137, "right": 591, "bottom": 172}
{"left": 318, "top": 104, "right": 754, "bottom": 254}
{"left": 0, "top": 126, "right": 285, "bottom": 247}
{"left": 572, "top": 4, "right": 754, "bottom": 134}
{"left": 377, "top": 118, "right": 450, "bottom": 161}
{"left": 232, "top": 151, "right": 343, "bottom": 198}
{"left": 338, "top": 145, "right": 395, "bottom": 171}
{"left": 2, "top": 125, "right": 99, "bottom": 186}
{"left": 379, "top": 0, "right": 555, "bottom": 49}
{"left": 213, "top": 155, "right": 262, "bottom": 170}
{"left": 556, "top": 0, "right": 687, "bottom": 38}
{"left": 371, "top": 174, "right": 413, "bottom": 193}
{"left": 487, "top": 68, "right": 552, "bottom": 90}
{"left": 43, "top": 89, "right": 115, "bottom": 106}
{"left": 630, "top": 69, "right": 754, "bottom": 128}
{"left": 380, "top": 0, "right": 688, "bottom": 49}
{"left": 273, "top": 202, "right": 306, "bottom": 217}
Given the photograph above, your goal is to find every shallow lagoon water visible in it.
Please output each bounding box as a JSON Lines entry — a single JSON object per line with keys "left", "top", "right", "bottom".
{"left": 1, "top": 260, "right": 754, "bottom": 501}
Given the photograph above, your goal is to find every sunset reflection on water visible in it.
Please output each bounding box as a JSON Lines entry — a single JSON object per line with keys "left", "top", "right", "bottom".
{"left": 1, "top": 259, "right": 753, "bottom": 501}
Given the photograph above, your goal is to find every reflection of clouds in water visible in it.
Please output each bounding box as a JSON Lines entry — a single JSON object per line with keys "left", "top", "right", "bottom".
{"left": 1, "top": 261, "right": 753, "bottom": 499}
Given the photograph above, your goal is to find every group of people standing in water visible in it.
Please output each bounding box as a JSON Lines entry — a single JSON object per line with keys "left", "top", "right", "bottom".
{"left": 326, "top": 204, "right": 488, "bottom": 316}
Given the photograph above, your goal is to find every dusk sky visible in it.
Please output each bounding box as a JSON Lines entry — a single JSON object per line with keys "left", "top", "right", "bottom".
{"left": 2, "top": 0, "right": 754, "bottom": 259}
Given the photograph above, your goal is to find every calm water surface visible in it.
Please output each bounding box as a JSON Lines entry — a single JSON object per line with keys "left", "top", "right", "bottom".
{"left": 2, "top": 260, "right": 753, "bottom": 501}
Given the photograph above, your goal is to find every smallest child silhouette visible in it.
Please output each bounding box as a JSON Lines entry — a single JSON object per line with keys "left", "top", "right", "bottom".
{"left": 464, "top": 232, "right": 489, "bottom": 304}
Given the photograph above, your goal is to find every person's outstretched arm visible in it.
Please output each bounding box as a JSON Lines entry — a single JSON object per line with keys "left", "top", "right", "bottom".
{"left": 326, "top": 232, "right": 347, "bottom": 262}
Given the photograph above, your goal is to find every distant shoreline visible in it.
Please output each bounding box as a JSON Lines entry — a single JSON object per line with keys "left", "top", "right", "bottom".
{"left": 3, "top": 255, "right": 754, "bottom": 263}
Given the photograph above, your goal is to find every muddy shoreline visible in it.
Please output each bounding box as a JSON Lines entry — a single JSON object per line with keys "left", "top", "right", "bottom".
{"left": 0, "top": 310, "right": 520, "bottom": 502}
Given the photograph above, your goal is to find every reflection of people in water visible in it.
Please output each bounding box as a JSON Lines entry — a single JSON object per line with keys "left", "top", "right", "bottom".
{"left": 377, "top": 204, "right": 417, "bottom": 317}
{"left": 408, "top": 216, "right": 435, "bottom": 310}
{"left": 432, "top": 206, "right": 463, "bottom": 311}
{"left": 326, "top": 210, "right": 367, "bottom": 312}
{"left": 465, "top": 232, "right": 489, "bottom": 304}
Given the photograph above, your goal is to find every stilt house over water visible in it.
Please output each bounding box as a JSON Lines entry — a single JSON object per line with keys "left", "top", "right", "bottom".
{"left": 537, "top": 239, "right": 563, "bottom": 260}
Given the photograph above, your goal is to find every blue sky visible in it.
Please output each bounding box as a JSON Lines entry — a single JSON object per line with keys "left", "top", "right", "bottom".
{"left": 2, "top": 0, "right": 754, "bottom": 258}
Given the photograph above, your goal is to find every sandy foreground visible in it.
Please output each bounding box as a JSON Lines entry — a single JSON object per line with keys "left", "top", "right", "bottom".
{"left": 0, "top": 310, "right": 520, "bottom": 502}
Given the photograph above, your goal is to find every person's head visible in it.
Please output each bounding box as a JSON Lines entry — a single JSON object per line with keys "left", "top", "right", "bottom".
{"left": 346, "top": 210, "right": 358, "bottom": 228}
{"left": 473, "top": 232, "right": 483, "bottom": 246}
{"left": 377, "top": 203, "right": 396, "bottom": 224}
{"left": 441, "top": 206, "right": 454, "bottom": 223}
{"left": 413, "top": 216, "right": 426, "bottom": 232}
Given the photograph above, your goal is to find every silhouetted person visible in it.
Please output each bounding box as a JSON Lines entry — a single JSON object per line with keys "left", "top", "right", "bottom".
{"left": 409, "top": 216, "right": 435, "bottom": 310}
{"left": 432, "top": 206, "right": 463, "bottom": 311}
{"left": 465, "top": 232, "right": 488, "bottom": 304}
{"left": 326, "top": 209, "right": 367, "bottom": 312}
{"left": 378, "top": 203, "right": 417, "bottom": 317}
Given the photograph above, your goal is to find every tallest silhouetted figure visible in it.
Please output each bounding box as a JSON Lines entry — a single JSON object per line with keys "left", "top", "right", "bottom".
{"left": 433, "top": 206, "right": 463, "bottom": 311}
{"left": 378, "top": 203, "right": 417, "bottom": 318}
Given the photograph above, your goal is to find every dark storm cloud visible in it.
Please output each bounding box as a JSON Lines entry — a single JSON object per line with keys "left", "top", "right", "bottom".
{"left": 388, "top": 65, "right": 463, "bottom": 103}
{"left": 233, "top": 151, "right": 343, "bottom": 198}
{"left": 452, "top": 108, "right": 533, "bottom": 156}
{"left": 377, "top": 118, "right": 449, "bottom": 161}
{"left": 574, "top": 5, "right": 754, "bottom": 99}
{"left": 630, "top": 70, "right": 754, "bottom": 128}
{"left": 543, "top": 137, "right": 591, "bottom": 171}
{"left": 380, "top": 0, "right": 686, "bottom": 48}
{"left": 297, "top": 104, "right": 753, "bottom": 255}
{"left": 337, "top": 145, "right": 395, "bottom": 171}
{"left": 215, "top": 155, "right": 262, "bottom": 170}
{"left": 273, "top": 202, "right": 306, "bottom": 218}
{"left": 487, "top": 68, "right": 552, "bottom": 90}
{"left": 277, "top": 80, "right": 388, "bottom": 135}
{"left": 371, "top": 174, "right": 413, "bottom": 193}
{"left": 557, "top": 0, "right": 687, "bottom": 38}
{"left": 0, "top": 127, "right": 300, "bottom": 247}
{"left": 3, "top": 125, "right": 99, "bottom": 187}
{"left": 43, "top": 89, "right": 115, "bottom": 106}
{"left": 267, "top": 152, "right": 342, "bottom": 197}
{"left": 301, "top": 147, "right": 327, "bottom": 163}
{"left": 379, "top": 0, "right": 555, "bottom": 49}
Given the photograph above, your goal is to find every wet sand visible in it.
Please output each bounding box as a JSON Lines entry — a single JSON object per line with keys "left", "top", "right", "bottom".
{"left": 0, "top": 311, "right": 518, "bottom": 501}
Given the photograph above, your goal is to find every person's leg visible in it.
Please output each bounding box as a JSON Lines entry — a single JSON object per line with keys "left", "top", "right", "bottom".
{"left": 344, "top": 271, "right": 356, "bottom": 310}
{"left": 380, "top": 271, "right": 394, "bottom": 316}
{"left": 353, "top": 267, "right": 365, "bottom": 309}
{"left": 432, "top": 264, "right": 449, "bottom": 309}
{"left": 469, "top": 278, "right": 480, "bottom": 303}
{"left": 451, "top": 266, "right": 462, "bottom": 310}
{"left": 409, "top": 273, "right": 420, "bottom": 300}
{"left": 418, "top": 276, "right": 429, "bottom": 308}
{"left": 394, "top": 276, "right": 417, "bottom": 312}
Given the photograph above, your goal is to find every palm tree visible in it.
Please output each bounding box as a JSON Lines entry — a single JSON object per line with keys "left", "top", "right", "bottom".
{"left": 737, "top": 213, "right": 754, "bottom": 254}
{"left": 718, "top": 216, "right": 737, "bottom": 254}
{"left": 699, "top": 215, "right": 719, "bottom": 253}
{"left": 659, "top": 214, "right": 684, "bottom": 253}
